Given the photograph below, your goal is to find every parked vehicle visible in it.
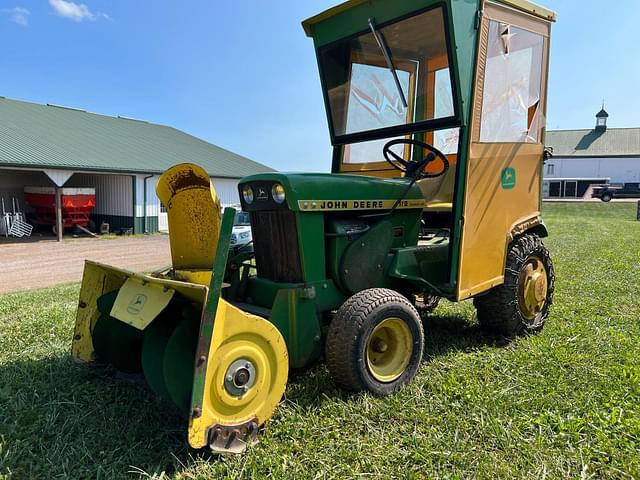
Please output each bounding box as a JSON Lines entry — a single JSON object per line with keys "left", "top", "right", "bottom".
{"left": 231, "top": 210, "right": 252, "bottom": 248}
{"left": 592, "top": 183, "right": 640, "bottom": 202}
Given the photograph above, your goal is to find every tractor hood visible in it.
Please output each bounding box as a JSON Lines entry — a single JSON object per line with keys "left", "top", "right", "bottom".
{"left": 238, "top": 172, "right": 425, "bottom": 213}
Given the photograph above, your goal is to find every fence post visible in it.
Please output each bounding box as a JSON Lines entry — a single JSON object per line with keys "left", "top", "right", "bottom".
{"left": 637, "top": 200, "right": 640, "bottom": 221}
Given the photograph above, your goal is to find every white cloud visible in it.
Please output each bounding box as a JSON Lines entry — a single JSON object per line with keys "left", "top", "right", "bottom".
{"left": 48, "top": 0, "right": 110, "bottom": 22}
{"left": 1, "top": 6, "right": 30, "bottom": 26}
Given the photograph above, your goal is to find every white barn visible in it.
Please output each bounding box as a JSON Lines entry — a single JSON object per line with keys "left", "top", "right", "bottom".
{"left": 543, "top": 109, "right": 640, "bottom": 198}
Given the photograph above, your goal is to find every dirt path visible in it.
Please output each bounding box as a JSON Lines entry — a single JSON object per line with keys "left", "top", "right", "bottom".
{"left": 0, "top": 235, "right": 171, "bottom": 294}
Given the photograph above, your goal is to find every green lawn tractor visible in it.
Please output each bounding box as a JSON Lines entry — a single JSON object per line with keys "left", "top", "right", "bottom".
{"left": 72, "top": 0, "right": 556, "bottom": 453}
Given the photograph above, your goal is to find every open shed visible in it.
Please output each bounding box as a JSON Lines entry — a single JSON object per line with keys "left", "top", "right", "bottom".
{"left": 0, "top": 97, "right": 274, "bottom": 240}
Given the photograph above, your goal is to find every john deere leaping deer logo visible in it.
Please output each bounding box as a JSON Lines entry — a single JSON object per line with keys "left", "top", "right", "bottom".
{"left": 501, "top": 167, "right": 516, "bottom": 190}
{"left": 127, "top": 293, "right": 147, "bottom": 315}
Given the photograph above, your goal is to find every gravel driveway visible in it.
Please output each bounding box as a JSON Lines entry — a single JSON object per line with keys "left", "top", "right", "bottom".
{"left": 0, "top": 235, "right": 171, "bottom": 294}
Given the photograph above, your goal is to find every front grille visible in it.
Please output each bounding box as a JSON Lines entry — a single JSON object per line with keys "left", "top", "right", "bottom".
{"left": 250, "top": 210, "right": 303, "bottom": 283}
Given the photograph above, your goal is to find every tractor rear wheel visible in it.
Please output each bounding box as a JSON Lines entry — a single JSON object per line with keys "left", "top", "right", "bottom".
{"left": 474, "top": 234, "right": 554, "bottom": 336}
{"left": 326, "top": 288, "right": 424, "bottom": 396}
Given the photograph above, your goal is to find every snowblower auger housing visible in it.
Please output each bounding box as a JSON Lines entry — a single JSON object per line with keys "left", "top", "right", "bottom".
{"left": 72, "top": 164, "right": 288, "bottom": 453}
{"left": 72, "top": 0, "right": 557, "bottom": 454}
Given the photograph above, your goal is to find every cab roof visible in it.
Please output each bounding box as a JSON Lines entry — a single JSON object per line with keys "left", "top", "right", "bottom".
{"left": 302, "top": 0, "right": 556, "bottom": 37}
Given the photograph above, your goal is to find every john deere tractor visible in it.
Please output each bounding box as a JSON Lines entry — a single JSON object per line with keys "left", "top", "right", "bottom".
{"left": 72, "top": 0, "right": 556, "bottom": 453}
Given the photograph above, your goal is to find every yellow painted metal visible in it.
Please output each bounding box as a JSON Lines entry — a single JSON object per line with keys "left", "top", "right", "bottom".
{"left": 302, "top": 0, "right": 368, "bottom": 36}
{"left": 457, "top": 1, "right": 550, "bottom": 300}
{"left": 365, "top": 317, "right": 412, "bottom": 383}
{"left": 424, "top": 202, "right": 453, "bottom": 212}
{"left": 156, "top": 163, "right": 221, "bottom": 270}
{"left": 110, "top": 277, "right": 175, "bottom": 330}
{"left": 188, "top": 299, "right": 289, "bottom": 449}
{"left": 488, "top": 0, "right": 556, "bottom": 21}
{"left": 518, "top": 255, "right": 548, "bottom": 319}
{"left": 71, "top": 260, "right": 208, "bottom": 363}
{"left": 457, "top": 143, "right": 544, "bottom": 299}
{"left": 170, "top": 270, "right": 213, "bottom": 287}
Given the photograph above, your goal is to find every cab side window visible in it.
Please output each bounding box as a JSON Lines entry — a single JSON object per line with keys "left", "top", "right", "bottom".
{"left": 480, "top": 21, "right": 545, "bottom": 143}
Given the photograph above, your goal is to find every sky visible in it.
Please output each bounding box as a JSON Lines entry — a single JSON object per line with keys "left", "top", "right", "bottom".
{"left": 1, "top": 0, "right": 639, "bottom": 172}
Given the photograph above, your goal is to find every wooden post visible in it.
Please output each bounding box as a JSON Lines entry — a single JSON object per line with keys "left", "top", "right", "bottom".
{"left": 55, "top": 187, "right": 63, "bottom": 242}
{"left": 637, "top": 200, "right": 640, "bottom": 221}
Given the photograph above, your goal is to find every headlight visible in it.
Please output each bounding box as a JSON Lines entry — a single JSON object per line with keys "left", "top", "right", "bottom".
{"left": 242, "top": 185, "right": 254, "bottom": 204}
{"left": 272, "top": 183, "right": 286, "bottom": 204}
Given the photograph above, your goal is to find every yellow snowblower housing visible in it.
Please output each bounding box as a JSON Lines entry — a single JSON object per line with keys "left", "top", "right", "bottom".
{"left": 72, "top": 164, "right": 289, "bottom": 453}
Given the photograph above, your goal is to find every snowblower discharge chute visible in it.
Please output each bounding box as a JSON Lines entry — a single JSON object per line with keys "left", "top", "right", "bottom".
{"left": 71, "top": 164, "right": 288, "bottom": 454}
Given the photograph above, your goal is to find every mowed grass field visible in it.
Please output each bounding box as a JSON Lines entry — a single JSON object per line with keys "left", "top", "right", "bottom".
{"left": 1, "top": 203, "right": 639, "bottom": 479}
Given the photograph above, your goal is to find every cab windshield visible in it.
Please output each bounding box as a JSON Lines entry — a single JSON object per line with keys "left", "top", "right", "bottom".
{"left": 318, "top": 6, "right": 456, "bottom": 147}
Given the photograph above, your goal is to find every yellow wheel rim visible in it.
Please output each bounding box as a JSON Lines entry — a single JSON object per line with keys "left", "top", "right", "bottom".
{"left": 518, "top": 255, "right": 548, "bottom": 320}
{"left": 366, "top": 317, "right": 413, "bottom": 383}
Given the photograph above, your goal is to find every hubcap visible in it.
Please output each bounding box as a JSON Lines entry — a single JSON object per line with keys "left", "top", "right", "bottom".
{"left": 518, "top": 255, "right": 548, "bottom": 320}
{"left": 224, "top": 359, "right": 256, "bottom": 397}
{"left": 366, "top": 317, "right": 413, "bottom": 383}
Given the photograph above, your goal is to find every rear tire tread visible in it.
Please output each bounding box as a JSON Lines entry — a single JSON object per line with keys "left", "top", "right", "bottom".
{"left": 473, "top": 234, "right": 555, "bottom": 336}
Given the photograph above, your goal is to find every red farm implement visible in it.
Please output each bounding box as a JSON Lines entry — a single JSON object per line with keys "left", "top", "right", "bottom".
{"left": 24, "top": 187, "right": 96, "bottom": 234}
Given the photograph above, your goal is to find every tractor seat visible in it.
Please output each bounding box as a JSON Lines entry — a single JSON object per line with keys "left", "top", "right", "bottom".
{"left": 417, "top": 164, "right": 456, "bottom": 213}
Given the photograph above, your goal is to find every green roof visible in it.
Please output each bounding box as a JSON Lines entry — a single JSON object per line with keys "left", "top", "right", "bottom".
{"left": 0, "top": 97, "right": 274, "bottom": 177}
{"left": 546, "top": 128, "right": 640, "bottom": 157}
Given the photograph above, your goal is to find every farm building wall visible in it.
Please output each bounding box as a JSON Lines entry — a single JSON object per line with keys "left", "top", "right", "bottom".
{"left": 67, "top": 173, "right": 135, "bottom": 232}
{"left": 544, "top": 157, "right": 640, "bottom": 183}
{"left": 211, "top": 177, "right": 240, "bottom": 205}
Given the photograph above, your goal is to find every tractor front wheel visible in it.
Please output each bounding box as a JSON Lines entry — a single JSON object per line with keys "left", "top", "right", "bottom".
{"left": 474, "top": 234, "right": 554, "bottom": 336}
{"left": 326, "top": 288, "right": 424, "bottom": 396}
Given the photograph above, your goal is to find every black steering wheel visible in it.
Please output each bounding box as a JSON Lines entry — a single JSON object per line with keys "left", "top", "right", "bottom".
{"left": 383, "top": 138, "right": 450, "bottom": 179}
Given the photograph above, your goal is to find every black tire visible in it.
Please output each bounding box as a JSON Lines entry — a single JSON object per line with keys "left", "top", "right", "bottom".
{"left": 325, "top": 288, "right": 424, "bottom": 395}
{"left": 601, "top": 193, "right": 612, "bottom": 202}
{"left": 473, "top": 234, "right": 554, "bottom": 336}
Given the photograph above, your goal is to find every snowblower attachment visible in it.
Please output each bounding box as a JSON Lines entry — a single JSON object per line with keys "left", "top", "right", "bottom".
{"left": 71, "top": 163, "right": 288, "bottom": 453}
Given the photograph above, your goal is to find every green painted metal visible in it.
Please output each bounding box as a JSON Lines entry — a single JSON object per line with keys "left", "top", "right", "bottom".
{"left": 339, "top": 220, "right": 393, "bottom": 294}
{"left": 387, "top": 242, "right": 450, "bottom": 293}
{"left": 189, "top": 207, "right": 236, "bottom": 417}
{"left": 164, "top": 313, "right": 200, "bottom": 414}
{"left": 92, "top": 290, "right": 144, "bottom": 373}
{"left": 268, "top": 289, "right": 323, "bottom": 369}
{"left": 239, "top": 172, "right": 425, "bottom": 211}
{"left": 245, "top": 277, "right": 345, "bottom": 311}
{"left": 91, "top": 214, "right": 135, "bottom": 233}
{"left": 295, "top": 212, "right": 326, "bottom": 283}
{"left": 141, "top": 308, "right": 181, "bottom": 403}
{"left": 134, "top": 216, "right": 158, "bottom": 234}
{"left": 0, "top": 97, "right": 273, "bottom": 177}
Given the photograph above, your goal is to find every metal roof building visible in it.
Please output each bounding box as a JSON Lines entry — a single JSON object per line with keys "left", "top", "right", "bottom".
{"left": 0, "top": 97, "right": 274, "bottom": 238}
{"left": 543, "top": 109, "right": 640, "bottom": 198}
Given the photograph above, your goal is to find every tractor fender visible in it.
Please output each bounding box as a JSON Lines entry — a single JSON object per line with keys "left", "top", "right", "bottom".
{"left": 507, "top": 214, "right": 548, "bottom": 241}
